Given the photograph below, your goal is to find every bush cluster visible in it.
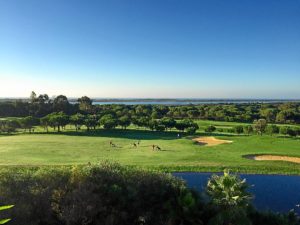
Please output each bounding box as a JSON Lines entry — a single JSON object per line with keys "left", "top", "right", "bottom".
{"left": 0, "top": 163, "right": 203, "bottom": 225}
{"left": 0, "top": 164, "right": 299, "bottom": 225}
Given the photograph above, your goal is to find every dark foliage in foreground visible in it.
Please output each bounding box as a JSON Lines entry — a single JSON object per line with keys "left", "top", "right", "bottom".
{"left": 0, "top": 163, "right": 203, "bottom": 225}
{"left": 0, "top": 163, "right": 299, "bottom": 225}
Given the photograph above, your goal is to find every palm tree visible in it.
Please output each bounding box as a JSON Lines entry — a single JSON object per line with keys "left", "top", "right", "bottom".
{"left": 206, "top": 170, "right": 252, "bottom": 225}
{"left": 0, "top": 205, "right": 14, "bottom": 224}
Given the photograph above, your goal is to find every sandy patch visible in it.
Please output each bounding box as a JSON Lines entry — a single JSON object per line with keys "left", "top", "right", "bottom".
{"left": 249, "top": 155, "right": 300, "bottom": 164}
{"left": 193, "top": 136, "right": 233, "bottom": 146}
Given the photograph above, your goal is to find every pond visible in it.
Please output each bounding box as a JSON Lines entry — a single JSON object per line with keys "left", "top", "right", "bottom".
{"left": 173, "top": 172, "right": 300, "bottom": 213}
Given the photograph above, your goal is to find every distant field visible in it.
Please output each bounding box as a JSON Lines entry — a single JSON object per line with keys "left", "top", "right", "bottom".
{"left": 195, "top": 119, "right": 300, "bottom": 129}
{"left": 1, "top": 121, "right": 300, "bottom": 174}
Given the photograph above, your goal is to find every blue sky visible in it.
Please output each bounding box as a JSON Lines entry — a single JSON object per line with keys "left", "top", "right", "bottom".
{"left": 0, "top": 0, "right": 299, "bottom": 98}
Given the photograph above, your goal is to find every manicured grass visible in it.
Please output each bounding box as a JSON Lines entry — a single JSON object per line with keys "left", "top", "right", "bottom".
{"left": 195, "top": 119, "right": 300, "bottom": 130}
{"left": 1, "top": 124, "right": 300, "bottom": 174}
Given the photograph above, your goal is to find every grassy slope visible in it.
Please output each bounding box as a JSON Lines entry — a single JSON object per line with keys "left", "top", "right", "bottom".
{"left": 1, "top": 122, "right": 300, "bottom": 174}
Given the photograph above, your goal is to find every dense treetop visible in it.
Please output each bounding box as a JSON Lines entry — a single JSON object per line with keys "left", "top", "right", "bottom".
{"left": 0, "top": 92, "right": 299, "bottom": 125}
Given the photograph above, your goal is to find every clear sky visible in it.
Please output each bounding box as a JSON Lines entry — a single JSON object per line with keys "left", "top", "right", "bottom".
{"left": 0, "top": 0, "right": 299, "bottom": 98}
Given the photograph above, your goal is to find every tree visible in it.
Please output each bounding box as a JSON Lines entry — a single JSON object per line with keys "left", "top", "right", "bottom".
{"left": 77, "top": 96, "right": 93, "bottom": 113}
{"left": 148, "top": 119, "right": 158, "bottom": 131}
{"left": 27, "top": 92, "right": 52, "bottom": 117}
{"left": 189, "top": 122, "right": 199, "bottom": 132}
{"left": 35, "top": 94, "right": 51, "bottom": 116}
{"left": 206, "top": 170, "right": 252, "bottom": 225}
{"left": 243, "top": 125, "right": 253, "bottom": 135}
{"left": 260, "top": 108, "right": 277, "bottom": 122}
{"left": 118, "top": 116, "right": 131, "bottom": 129}
{"left": 0, "top": 204, "right": 14, "bottom": 224}
{"left": 70, "top": 113, "right": 85, "bottom": 131}
{"left": 187, "top": 110, "right": 200, "bottom": 119}
{"left": 40, "top": 116, "right": 50, "bottom": 132}
{"left": 48, "top": 112, "right": 69, "bottom": 132}
{"left": 155, "top": 124, "right": 166, "bottom": 132}
{"left": 186, "top": 127, "right": 197, "bottom": 135}
{"left": 151, "top": 111, "right": 160, "bottom": 119}
{"left": 99, "top": 114, "right": 118, "bottom": 129}
{"left": 253, "top": 119, "right": 267, "bottom": 135}
{"left": 266, "top": 125, "right": 279, "bottom": 136}
{"left": 295, "top": 128, "right": 300, "bottom": 137}
{"left": 19, "top": 116, "right": 38, "bottom": 133}
{"left": 0, "top": 120, "right": 19, "bottom": 134}
{"left": 279, "top": 126, "right": 289, "bottom": 136}
{"left": 286, "top": 127, "right": 297, "bottom": 137}
{"left": 160, "top": 117, "right": 176, "bottom": 131}
{"left": 53, "top": 95, "right": 70, "bottom": 113}
{"left": 175, "top": 119, "right": 196, "bottom": 132}
{"left": 276, "top": 109, "right": 299, "bottom": 124}
{"left": 205, "top": 125, "right": 216, "bottom": 133}
{"left": 234, "top": 125, "right": 244, "bottom": 135}
{"left": 132, "top": 116, "right": 149, "bottom": 129}
{"left": 83, "top": 115, "right": 98, "bottom": 131}
{"left": 29, "top": 91, "right": 37, "bottom": 104}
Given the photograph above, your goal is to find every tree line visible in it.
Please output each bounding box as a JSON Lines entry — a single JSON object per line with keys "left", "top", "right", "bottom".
{"left": 0, "top": 112, "right": 199, "bottom": 134}
{"left": 0, "top": 92, "right": 300, "bottom": 124}
{"left": 2, "top": 114, "right": 299, "bottom": 138}
{"left": 205, "top": 119, "right": 300, "bottom": 137}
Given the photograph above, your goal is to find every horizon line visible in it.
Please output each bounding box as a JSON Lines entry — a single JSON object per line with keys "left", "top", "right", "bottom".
{"left": 1, "top": 97, "right": 300, "bottom": 101}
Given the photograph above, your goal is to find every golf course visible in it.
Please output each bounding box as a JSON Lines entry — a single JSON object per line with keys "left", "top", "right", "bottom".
{"left": 1, "top": 119, "right": 300, "bottom": 175}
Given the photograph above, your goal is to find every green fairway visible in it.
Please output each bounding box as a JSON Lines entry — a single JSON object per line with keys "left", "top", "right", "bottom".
{"left": 1, "top": 125, "right": 300, "bottom": 174}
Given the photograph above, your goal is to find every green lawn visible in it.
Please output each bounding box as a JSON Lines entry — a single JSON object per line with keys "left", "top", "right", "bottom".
{"left": 1, "top": 125, "right": 300, "bottom": 174}
{"left": 195, "top": 119, "right": 300, "bottom": 130}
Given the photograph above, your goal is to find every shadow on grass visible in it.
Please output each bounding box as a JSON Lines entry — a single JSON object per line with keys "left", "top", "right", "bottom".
{"left": 193, "top": 132, "right": 238, "bottom": 137}
{"left": 0, "top": 133, "right": 15, "bottom": 137}
{"left": 276, "top": 135, "right": 300, "bottom": 140}
{"left": 35, "top": 129, "right": 181, "bottom": 140}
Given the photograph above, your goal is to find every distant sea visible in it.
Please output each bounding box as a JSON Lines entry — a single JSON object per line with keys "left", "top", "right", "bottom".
{"left": 85, "top": 99, "right": 300, "bottom": 105}
{"left": 1, "top": 98, "right": 300, "bottom": 105}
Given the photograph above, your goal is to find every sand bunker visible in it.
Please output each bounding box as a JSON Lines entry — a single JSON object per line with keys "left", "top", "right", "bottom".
{"left": 193, "top": 137, "right": 233, "bottom": 146}
{"left": 248, "top": 155, "right": 300, "bottom": 164}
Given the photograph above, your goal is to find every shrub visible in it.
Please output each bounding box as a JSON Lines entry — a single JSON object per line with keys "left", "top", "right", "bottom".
{"left": 266, "top": 125, "right": 279, "bottom": 136}
{"left": 243, "top": 125, "right": 253, "bottom": 135}
{"left": 205, "top": 125, "right": 216, "bottom": 133}
{"left": 287, "top": 128, "right": 297, "bottom": 137}
{"left": 0, "top": 120, "right": 19, "bottom": 134}
{"left": 295, "top": 128, "right": 300, "bottom": 136}
{"left": 248, "top": 208, "right": 300, "bottom": 225}
{"left": 155, "top": 124, "right": 166, "bottom": 132}
{"left": 186, "top": 127, "right": 197, "bottom": 135}
{"left": 280, "top": 126, "right": 297, "bottom": 137}
{"left": 0, "top": 166, "right": 298, "bottom": 225}
{"left": 280, "top": 126, "right": 288, "bottom": 135}
{"left": 0, "top": 163, "right": 203, "bottom": 225}
{"left": 234, "top": 125, "right": 244, "bottom": 134}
